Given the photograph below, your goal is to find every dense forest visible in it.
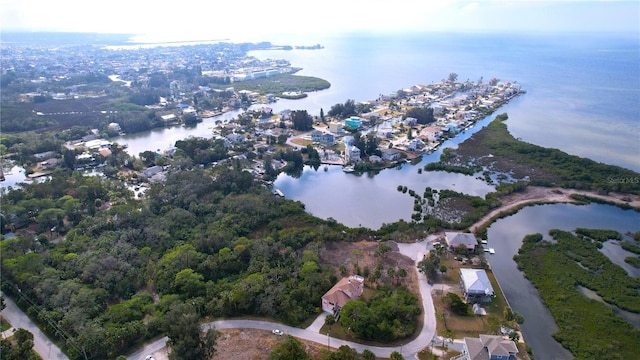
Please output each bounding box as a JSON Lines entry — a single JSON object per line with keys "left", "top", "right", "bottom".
{"left": 0, "top": 167, "right": 360, "bottom": 359}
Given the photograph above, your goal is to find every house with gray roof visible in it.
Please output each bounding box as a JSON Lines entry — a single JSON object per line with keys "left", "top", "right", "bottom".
{"left": 445, "top": 232, "right": 478, "bottom": 252}
{"left": 454, "top": 334, "right": 519, "bottom": 360}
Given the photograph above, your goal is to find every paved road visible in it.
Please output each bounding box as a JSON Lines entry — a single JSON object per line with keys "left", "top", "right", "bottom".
{"left": 128, "top": 237, "right": 445, "bottom": 360}
{"left": 1, "top": 291, "right": 69, "bottom": 360}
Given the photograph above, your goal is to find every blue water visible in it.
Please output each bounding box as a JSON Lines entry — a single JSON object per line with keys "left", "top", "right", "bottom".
{"left": 263, "top": 32, "right": 640, "bottom": 359}
{"left": 486, "top": 203, "right": 640, "bottom": 360}
{"left": 251, "top": 32, "right": 640, "bottom": 171}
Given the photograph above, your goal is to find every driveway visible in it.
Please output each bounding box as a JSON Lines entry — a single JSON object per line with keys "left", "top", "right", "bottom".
{"left": 285, "top": 130, "right": 313, "bottom": 150}
{"left": 0, "top": 291, "right": 69, "bottom": 360}
{"left": 128, "top": 237, "right": 444, "bottom": 360}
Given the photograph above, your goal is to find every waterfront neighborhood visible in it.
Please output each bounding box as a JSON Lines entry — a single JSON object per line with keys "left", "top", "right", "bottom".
{"left": 2, "top": 33, "right": 639, "bottom": 360}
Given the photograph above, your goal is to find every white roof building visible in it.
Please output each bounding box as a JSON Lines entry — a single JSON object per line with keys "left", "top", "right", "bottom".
{"left": 459, "top": 268, "right": 495, "bottom": 303}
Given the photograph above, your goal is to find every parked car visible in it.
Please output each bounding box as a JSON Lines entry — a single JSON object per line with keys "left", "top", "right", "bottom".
{"left": 272, "top": 329, "right": 284, "bottom": 336}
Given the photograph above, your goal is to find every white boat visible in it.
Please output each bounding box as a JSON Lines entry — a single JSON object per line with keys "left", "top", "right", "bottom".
{"left": 489, "top": 248, "right": 495, "bottom": 254}
{"left": 342, "top": 165, "right": 355, "bottom": 173}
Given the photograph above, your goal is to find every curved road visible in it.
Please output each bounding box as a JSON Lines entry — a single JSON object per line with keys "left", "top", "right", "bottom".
{"left": 128, "top": 237, "right": 441, "bottom": 360}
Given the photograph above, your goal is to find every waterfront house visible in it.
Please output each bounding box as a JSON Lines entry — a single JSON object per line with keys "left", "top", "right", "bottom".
{"left": 420, "top": 126, "right": 443, "bottom": 142}
{"left": 381, "top": 148, "right": 402, "bottom": 161}
{"left": 161, "top": 113, "right": 178, "bottom": 124}
{"left": 345, "top": 145, "right": 361, "bottom": 163}
{"left": 406, "top": 138, "right": 425, "bottom": 152}
{"left": 455, "top": 334, "right": 519, "bottom": 360}
{"left": 445, "top": 232, "right": 477, "bottom": 252}
{"left": 321, "top": 275, "right": 365, "bottom": 314}
{"left": 459, "top": 268, "right": 495, "bottom": 303}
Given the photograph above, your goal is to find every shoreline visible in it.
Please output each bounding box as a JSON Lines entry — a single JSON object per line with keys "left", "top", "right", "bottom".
{"left": 468, "top": 186, "right": 640, "bottom": 235}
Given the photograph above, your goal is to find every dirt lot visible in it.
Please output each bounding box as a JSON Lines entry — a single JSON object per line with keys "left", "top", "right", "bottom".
{"left": 214, "top": 328, "right": 326, "bottom": 360}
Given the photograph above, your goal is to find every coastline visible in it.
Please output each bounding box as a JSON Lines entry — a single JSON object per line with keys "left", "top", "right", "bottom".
{"left": 469, "top": 186, "right": 640, "bottom": 235}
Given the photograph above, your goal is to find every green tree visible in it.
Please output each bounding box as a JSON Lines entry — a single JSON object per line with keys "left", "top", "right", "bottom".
{"left": 417, "top": 253, "right": 440, "bottom": 281}
{"left": 172, "top": 268, "right": 206, "bottom": 299}
{"left": 374, "top": 243, "right": 392, "bottom": 258}
{"left": 291, "top": 110, "right": 313, "bottom": 131}
{"left": 268, "top": 335, "right": 310, "bottom": 360}
{"left": 164, "top": 303, "right": 219, "bottom": 360}
{"left": 439, "top": 265, "right": 447, "bottom": 275}
{"left": 361, "top": 349, "right": 376, "bottom": 360}
{"left": 0, "top": 328, "right": 40, "bottom": 360}
{"left": 443, "top": 292, "right": 469, "bottom": 315}
{"left": 390, "top": 351, "right": 405, "bottom": 360}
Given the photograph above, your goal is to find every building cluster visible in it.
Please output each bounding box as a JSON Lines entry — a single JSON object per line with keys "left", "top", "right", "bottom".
{"left": 1, "top": 40, "right": 292, "bottom": 103}
{"left": 299, "top": 79, "right": 523, "bottom": 166}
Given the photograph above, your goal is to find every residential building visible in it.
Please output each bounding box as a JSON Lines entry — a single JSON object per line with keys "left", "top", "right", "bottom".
{"left": 369, "top": 155, "right": 382, "bottom": 163}
{"left": 321, "top": 133, "right": 335, "bottom": 145}
{"left": 328, "top": 121, "right": 345, "bottom": 134}
{"left": 459, "top": 268, "right": 495, "bottom": 303}
{"left": 321, "top": 275, "right": 365, "bottom": 314}
{"left": 381, "top": 148, "right": 402, "bottom": 161}
{"left": 311, "top": 130, "right": 323, "bottom": 143}
{"left": 311, "top": 131, "right": 334, "bottom": 145}
{"left": 445, "top": 232, "right": 477, "bottom": 252}
{"left": 454, "top": 334, "right": 519, "bottom": 360}
{"left": 406, "top": 138, "right": 425, "bottom": 152}
{"left": 345, "top": 145, "right": 361, "bottom": 163}
{"left": 345, "top": 116, "right": 362, "bottom": 129}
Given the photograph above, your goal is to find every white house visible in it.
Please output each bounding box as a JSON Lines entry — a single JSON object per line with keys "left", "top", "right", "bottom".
{"left": 345, "top": 145, "right": 361, "bottom": 163}
{"left": 459, "top": 268, "right": 495, "bottom": 303}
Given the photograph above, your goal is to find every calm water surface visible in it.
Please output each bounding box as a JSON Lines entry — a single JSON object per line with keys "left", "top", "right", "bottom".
{"left": 485, "top": 203, "right": 640, "bottom": 360}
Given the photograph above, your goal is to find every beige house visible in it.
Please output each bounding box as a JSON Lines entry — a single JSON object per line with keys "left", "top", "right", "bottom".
{"left": 321, "top": 275, "right": 364, "bottom": 314}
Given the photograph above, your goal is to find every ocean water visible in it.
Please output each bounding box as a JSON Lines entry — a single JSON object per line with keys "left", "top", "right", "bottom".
{"left": 250, "top": 31, "right": 640, "bottom": 171}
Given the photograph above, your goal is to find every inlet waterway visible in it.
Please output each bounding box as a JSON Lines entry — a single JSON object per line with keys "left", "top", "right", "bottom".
{"left": 2, "top": 32, "right": 639, "bottom": 360}
{"left": 484, "top": 203, "right": 640, "bottom": 360}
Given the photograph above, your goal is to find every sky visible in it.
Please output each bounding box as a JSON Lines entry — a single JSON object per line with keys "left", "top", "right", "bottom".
{"left": 0, "top": 0, "right": 638, "bottom": 42}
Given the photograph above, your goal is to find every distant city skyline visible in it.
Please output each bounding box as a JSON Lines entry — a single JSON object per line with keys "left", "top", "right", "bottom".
{"left": 1, "top": 0, "right": 638, "bottom": 42}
